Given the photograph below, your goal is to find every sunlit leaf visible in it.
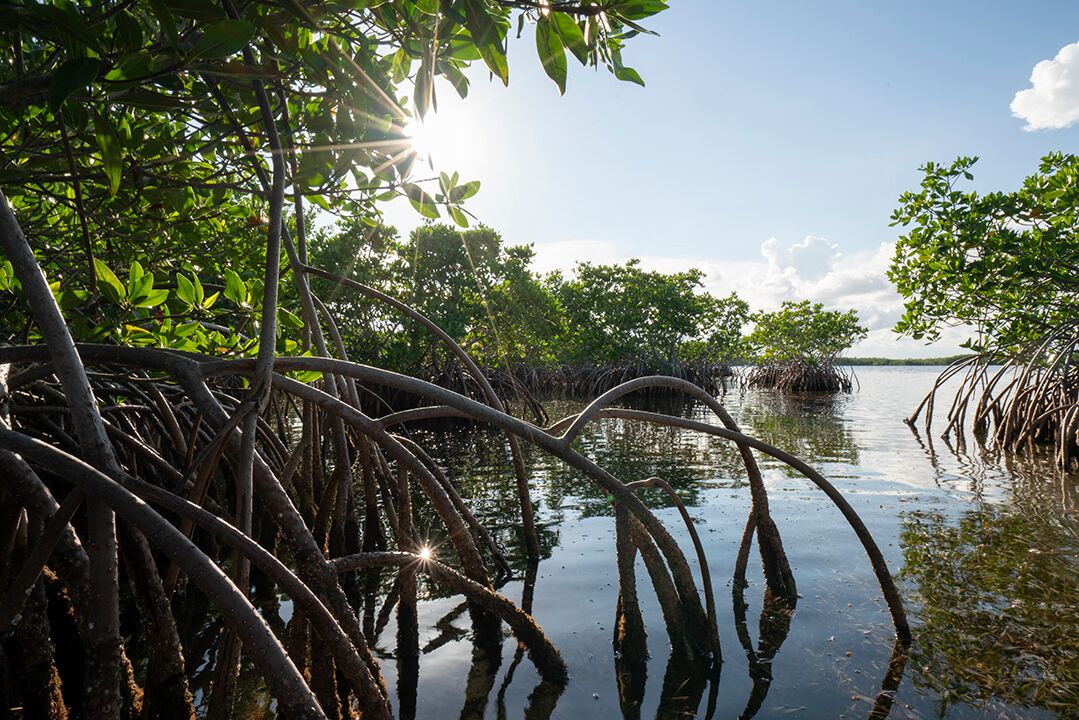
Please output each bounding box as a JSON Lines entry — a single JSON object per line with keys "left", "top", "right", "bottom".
{"left": 536, "top": 17, "right": 567, "bottom": 94}
{"left": 94, "top": 259, "right": 126, "bottom": 303}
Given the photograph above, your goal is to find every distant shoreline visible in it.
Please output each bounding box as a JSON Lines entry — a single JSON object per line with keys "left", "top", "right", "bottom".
{"left": 835, "top": 355, "right": 972, "bottom": 366}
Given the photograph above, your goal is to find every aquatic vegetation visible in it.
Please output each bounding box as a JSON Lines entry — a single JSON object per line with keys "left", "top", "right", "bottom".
{"left": 892, "top": 154, "right": 1079, "bottom": 469}
{"left": 744, "top": 301, "right": 867, "bottom": 394}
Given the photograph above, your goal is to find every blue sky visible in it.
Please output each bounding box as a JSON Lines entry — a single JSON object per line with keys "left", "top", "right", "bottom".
{"left": 383, "top": 1, "right": 1079, "bottom": 357}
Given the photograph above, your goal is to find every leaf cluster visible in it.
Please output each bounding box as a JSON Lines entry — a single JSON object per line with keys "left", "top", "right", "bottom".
{"left": 309, "top": 223, "right": 751, "bottom": 373}
{"left": 746, "top": 300, "right": 866, "bottom": 367}
{"left": 0, "top": 0, "right": 666, "bottom": 351}
{"left": 889, "top": 153, "right": 1079, "bottom": 354}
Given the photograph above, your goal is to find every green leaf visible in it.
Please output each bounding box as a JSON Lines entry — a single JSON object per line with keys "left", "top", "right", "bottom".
{"left": 404, "top": 183, "right": 440, "bottom": 219}
{"left": 440, "top": 62, "right": 469, "bottom": 99}
{"left": 448, "top": 205, "right": 469, "bottom": 227}
{"left": 449, "top": 180, "right": 481, "bottom": 202}
{"left": 461, "top": 0, "right": 500, "bottom": 47}
{"left": 127, "top": 265, "right": 153, "bottom": 301}
{"left": 95, "top": 119, "right": 123, "bottom": 196}
{"left": 176, "top": 274, "right": 196, "bottom": 306}
{"left": 611, "top": 1, "right": 669, "bottom": 21}
{"left": 190, "top": 20, "right": 256, "bottom": 60}
{"left": 163, "top": 0, "right": 227, "bottom": 21}
{"left": 551, "top": 14, "right": 588, "bottom": 65}
{"left": 536, "top": 17, "right": 567, "bottom": 94}
{"left": 614, "top": 64, "right": 645, "bottom": 87}
{"left": 391, "top": 48, "right": 412, "bottom": 84}
{"left": 49, "top": 58, "right": 100, "bottom": 111}
{"left": 224, "top": 268, "right": 247, "bottom": 305}
{"left": 189, "top": 61, "right": 283, "bottom": 79}
{"left": 114, "top": 89, "right": 185, "bottom": 111}
{"left": 611, "top": 14, "right": 659, "bottom": 36}
{"left": 202, "top": 291, "right": 219, "bottom": 309}
{"left": 478, "top": 43, "right": 509, "bottom": 86}
{"left": 94, "top": 259, "right": 126, "bottom": 303}
{"left": 35, "top": 4, "right": 101, "bottom": 53}
{"left": 132, "top": 288, "right": 169, "bottom": 308}
{"left": 113, "top": 10, "right": 145, "bottom": 52}
{"left": 278, "top": 307, "right": 304, "bottom": 330}
{"left": 414, "top": 40, "right": 435, "bottom": 119}
{"left": 612, "top": 48, "right": 646, "bottom": 87}
{"left": 147, "top": 0, "right": 181, "bottom": 48}
{"left": 58, "top": 289, "right": 88, "bottom": 310}
{"left": 103, "top": 50, "right": 154, "bottom": 82}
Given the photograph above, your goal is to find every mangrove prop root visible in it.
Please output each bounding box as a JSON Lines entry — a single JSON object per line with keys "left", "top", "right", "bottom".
{"left": 331, "top": 551, "right": 567, "bottom": 684}
{"left": 743, "top": 361, "right": 856, "bottom": 394}
{"left": 1, "top": 188, "right": 128, "bottom": 718}
{"left": 0, "top": 331, "right": 911, "bottom": 716}
{"left": 625, "top": 476, "right": 721, "bottom": 664}
{"left": 906, "top": 331, "right": 1078, "bottom": 471}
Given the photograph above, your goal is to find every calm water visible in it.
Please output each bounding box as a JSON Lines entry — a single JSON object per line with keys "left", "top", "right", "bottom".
{"left": 368, "top": 367, "right": 1078, "bottom": 719}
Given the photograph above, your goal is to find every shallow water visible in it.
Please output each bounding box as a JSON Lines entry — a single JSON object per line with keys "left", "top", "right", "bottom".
{"left": 366, "top": 367, "right": 1079, "bottom": 719}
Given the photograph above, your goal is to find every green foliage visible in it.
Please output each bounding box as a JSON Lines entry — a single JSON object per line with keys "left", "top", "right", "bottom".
{"left": 553, "top": 260, "right": 741, "bottom": 367}
{"left": 310, "top": 224, "right": 749, "bottom": 375}
{"left": 746, "top": 300, "right": 866, "bottom": 366}
{"left": 693, "top": 292, "right": 751, "bottom": 363}
{"left": 836, "top": 355, "right": 973, "bottom": 366}
{"left": 889, "top": 153, "right": 1079, "bottom": 354}
{"left": 310, "top": 221, "right": 563, "bottom": 372}
{"left": 0, "top": 0, "right": 666, "bottom": 352}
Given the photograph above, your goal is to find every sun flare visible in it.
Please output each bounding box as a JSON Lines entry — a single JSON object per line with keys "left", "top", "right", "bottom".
{"left": 418, "top": 545, "right": 433, "bottom": 561}
{"left": 403, "top": 112, "right": 459, "bottom": 170}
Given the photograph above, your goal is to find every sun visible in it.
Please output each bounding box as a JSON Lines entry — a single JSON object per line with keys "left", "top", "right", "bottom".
{"left": 403, "top": 112, "right": 458, "bottom": 170}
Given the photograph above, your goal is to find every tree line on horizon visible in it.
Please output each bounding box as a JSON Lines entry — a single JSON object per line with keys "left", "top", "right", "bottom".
{"left": 303, "top": 220, "right": 868, "bottom": 384}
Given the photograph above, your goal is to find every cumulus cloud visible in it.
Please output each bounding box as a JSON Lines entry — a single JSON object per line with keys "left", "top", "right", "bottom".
{"left": 530, "top": 235, "right": 971, "bottom": 358}
{"left": 1011, "top": 41, "right": 1079, "bottom": 131}
{"left": 762, "top": 235, "right": 840, "bottom": 282}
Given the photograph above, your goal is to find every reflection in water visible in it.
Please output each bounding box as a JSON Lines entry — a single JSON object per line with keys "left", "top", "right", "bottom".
{"left": 732, "top": 525, "right": 795, "bottom": 720}
{"left": 405, "top": 379, "right": 1070, "bottom": 716}
{"left": 900, "top": 498, "right": 1078, "bottom": 716}
{"left": 397, "top": 567, "right": 419, "bottom": 720}
{"left": 231, "top": 369, "right": 1075, "bottom": 719}
{"left": 902, "top": 415, "right": 1077, "bottom": 717}
{"left": 737, "top": 391, "right": 861, "bottom": 469}
{"left": 459, "top": 639, "right": 501, "bottom": 720}
{"left": 867, "top": 641, "right": 910, "bottom": 720}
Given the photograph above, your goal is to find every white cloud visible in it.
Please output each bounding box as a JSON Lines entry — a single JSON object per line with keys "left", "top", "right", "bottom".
{"left": 762, "top": 235, "right": 840, "bottom": 282}
{"left": 1011, "top": 41, "right": 1079, "bottom": 131}
{"left": 529, "top": 236, "right": 971, "bottom": 358}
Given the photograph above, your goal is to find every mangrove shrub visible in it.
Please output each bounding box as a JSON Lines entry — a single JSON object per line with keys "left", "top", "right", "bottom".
{"left": 891, "top": 154, "right": 1079, "bottom": 468}
{"left": 744, "top": 300, "right": 867, "bottom": 393}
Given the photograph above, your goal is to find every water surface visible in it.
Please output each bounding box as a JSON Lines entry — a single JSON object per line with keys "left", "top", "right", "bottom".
{"left": 375, "top": 367, "right": 1079, "bottom": 719}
